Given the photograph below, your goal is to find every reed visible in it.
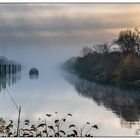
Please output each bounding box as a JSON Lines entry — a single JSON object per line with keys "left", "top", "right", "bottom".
{"left": 0, "top": 112, "right": 98, "bottom": 137}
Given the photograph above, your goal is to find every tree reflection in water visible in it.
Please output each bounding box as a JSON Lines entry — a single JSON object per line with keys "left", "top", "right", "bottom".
{"left": 63, "top": 72, "right": 140, "bottom": 135}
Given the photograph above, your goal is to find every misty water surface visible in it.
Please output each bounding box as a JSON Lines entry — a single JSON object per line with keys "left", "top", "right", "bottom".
{"left": 0, "top": 54, "right": 140, "bottom": 136}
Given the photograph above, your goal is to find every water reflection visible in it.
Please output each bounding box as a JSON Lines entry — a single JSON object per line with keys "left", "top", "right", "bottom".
{"left": 29, "top": 74, "right": 39, "bottom": 79}
{"left": 63, "top": 72, "right": 140, "bottom": 129}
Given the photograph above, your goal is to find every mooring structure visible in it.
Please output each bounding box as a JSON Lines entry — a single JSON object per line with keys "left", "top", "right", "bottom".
{"left": 0, "top": 56, "right": 22, "bottom": 91}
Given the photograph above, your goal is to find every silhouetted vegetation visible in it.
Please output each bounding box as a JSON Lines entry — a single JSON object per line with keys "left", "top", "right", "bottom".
{"left": 0, "top": 113, "right": 98, "bottom": 137}
{"left": 63, "top": 29, "right": 140, "bottom": 89}
{"left": 0, "top": 118, "right": 5, "bottom": 134}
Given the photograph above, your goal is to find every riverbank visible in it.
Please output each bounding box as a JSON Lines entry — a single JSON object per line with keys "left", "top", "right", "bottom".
{"left": 63, "top": 29, "right": 140, "bottom": 90}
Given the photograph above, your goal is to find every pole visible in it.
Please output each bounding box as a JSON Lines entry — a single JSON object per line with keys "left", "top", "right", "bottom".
{"left": 17, "top": 105, "right": 21, "bottom": 137}
{"left": 45, "top": 119, "right": 48, "bottom": 137}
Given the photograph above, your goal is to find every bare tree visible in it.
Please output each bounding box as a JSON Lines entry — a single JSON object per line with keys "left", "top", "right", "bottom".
{"left": 114, "top": 30, "right": 140, "bottom": 54}
{"left": 134, "top": 28, "right": 140, "bottom": 55}
{"left": 93, "top": 43, "right": 111, "bottom": 54}
{"left": 81, "top": 46, "right": 92, "bottom": 57}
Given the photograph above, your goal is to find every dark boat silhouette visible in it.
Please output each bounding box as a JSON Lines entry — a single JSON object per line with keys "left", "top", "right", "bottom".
{"left": 29, "top": 68, "right": 39, "bottom": 79}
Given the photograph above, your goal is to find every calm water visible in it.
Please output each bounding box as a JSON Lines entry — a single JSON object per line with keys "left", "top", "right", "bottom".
{"left": 0, "top": 64, "right": 140, "bottom": 136}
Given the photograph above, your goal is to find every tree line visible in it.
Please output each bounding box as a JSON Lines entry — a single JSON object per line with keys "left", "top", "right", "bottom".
{"left": 64, "top": 29, "right": 140, "bottom": 89}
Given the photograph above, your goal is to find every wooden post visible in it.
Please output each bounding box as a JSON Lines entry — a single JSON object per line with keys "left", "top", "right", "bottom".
{"left": 45, "top": 119, "right": 48, "bottom": 137}
{"left": 17, "top": 105, "right": 21, "bottom": 137}
{"left": 12, "top": 65, "right": 14, "bottom": 74}
{"left": 15, "top": 65, "right": 17, "bottom": 74}
{"left": 8, "top": 65, "right": 10, "bottom": 76}
{"left": 0, "top": 65, "right": 1, "bottom": 77}
{"left": 3, "top": 64, "right": 6, "bottom": 76}
{"left": 1, "top": 65, "right": 4, "bottom": 77}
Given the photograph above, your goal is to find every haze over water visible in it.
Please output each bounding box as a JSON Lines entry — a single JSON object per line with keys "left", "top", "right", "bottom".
{"left": 0, "top": 4, "right": 140, "bottom": 136}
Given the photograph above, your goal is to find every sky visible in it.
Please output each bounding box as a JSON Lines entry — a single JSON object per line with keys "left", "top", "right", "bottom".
{"left": 0, "top": 4, "right": 140, "bottom": 67}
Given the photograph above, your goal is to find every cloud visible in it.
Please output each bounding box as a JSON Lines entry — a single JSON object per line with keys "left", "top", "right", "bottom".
{"left": 0, "top": 4, "right": 139, "bottom": 47}
{"left": 0, "top": 4, "right": 138, "bottom": 73}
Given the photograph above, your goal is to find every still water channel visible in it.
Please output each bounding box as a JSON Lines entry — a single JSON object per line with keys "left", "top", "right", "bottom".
{"left": 0, "top": 64, "right": 140, "bottom": 136}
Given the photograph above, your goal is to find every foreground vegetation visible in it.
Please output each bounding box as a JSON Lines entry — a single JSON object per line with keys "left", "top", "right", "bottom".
{"left": 0, "top": 113, "right": 98, "bottom": 137}
{"left": 64, "top": 29, "right": 140, "bottom": 89}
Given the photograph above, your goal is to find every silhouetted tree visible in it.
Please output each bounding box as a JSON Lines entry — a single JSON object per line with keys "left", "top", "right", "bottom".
{"left": 81, "top": 46, "right": 92, "bottom": 57}
{"left": 134, "top": 28, "right": 140, "bottom": 55}
{"left": 114, "top": 30, "right": 140, "bottom": 54}
{"left": 93, "top": 43, "right": 111, "bottom": 54}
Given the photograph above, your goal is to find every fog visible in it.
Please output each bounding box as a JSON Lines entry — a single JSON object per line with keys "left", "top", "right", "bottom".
{"left": 0, "top": 4, "right": 139, "bottom": 70}
{"left": 0, "top": 4, "right": 140, "bottom": 136}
